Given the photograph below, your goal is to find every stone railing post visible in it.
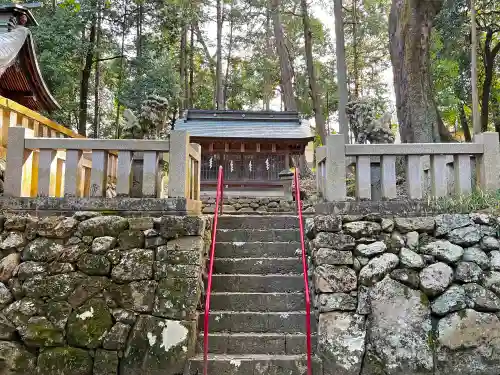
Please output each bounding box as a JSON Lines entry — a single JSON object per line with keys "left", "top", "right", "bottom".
{"left": 5, "top": 126, "right": 34, "bottom": 197}
{"left": 475, "top": 132, "right": 500, "bottom": 192}
{"left": 168, "top": 130, "right": 189, "bottom": 198}
{"left": 190, "top": 143, "right": 201, "bottom": 200}
{"left": 325, "top": 134, "right": 347, "bottom": 201}
{"left": 279, "top": 170, "right": 294, "bottom": 200}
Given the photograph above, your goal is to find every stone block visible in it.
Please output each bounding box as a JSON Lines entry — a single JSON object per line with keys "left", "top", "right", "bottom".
{"left": 120, "top": 316, "right": 196, "bottom": 375}
{"left": 153, "top": 276, "right": 201, "bottom": 319}
{"left": 111, "top": 249, "right": 153, "bottom": 282}
{"left": 94, "top": 349, "right": 119, "bottom": 375}
{"left": 67, "top": 298, "right": 113, "bottom": 349}
{"left": 37, "top": 346, "right": 92, "bottom": 375}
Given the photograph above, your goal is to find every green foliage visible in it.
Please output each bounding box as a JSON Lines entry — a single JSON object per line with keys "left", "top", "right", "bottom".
{"left": 429, "top": 190, "right": 500, "bottom": 214}
{"left": 433, "top": 0, "right": 500, "bottom": 134}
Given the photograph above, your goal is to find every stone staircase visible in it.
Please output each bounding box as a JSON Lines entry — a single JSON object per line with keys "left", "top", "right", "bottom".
{"left": 187, "top": 215, "right": 322, "bottom": 375}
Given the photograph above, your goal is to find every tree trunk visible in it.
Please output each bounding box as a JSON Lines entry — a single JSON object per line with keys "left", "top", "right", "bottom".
{"left": 389, "top": 0, "right": 444, "bottom": 143}
{"left": 78, "top": 12, "right": 97, "bottom": 137}
{"left": 492, "top": 95, "right": 500, "bottom": 135}
{"left": 333, "top": 0, "right": 349, "bottom": 143}
{"left": 458, "top": 103, "right": 472, "bottom": 142}
{"left": 115, "top": 1, "right": 128, "bottom": 138}
{"left": 480, "top": 52, "right": 493, "bottom": 132}
{"left": 263, "top": 7, "right": 273, "bottom": 110}
{"left": 223, "top": 0, "right": 235, "bottom": 109}
{"left": 136, "top": 3, "right": 143, "bottom": 61}
{"left": 189, "top": 23, "right": 194, "bottom": 109}
{"left": 179, "top": 21, "right": 187, "bottom": 112}
{"left": 92, "top": 0, "right": 102, "bottom": 139}
{"left": 215, "top": 0, "right": 224, "bottom": 109}
{"left": 480, "top": 33, "right": 500, "bottom": 132}
{"left": 271, "top": 0, "right": 297, "bottom": 111}
{"left": 352, "top": 0, "right": 360, "bottom": 98}
{"left": 300, "top": 0, "right": 327, "bottom": 143}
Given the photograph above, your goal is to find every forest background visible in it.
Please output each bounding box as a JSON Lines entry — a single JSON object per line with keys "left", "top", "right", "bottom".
{"left": 4, "top": 0, "right": 499, "bottom": 146}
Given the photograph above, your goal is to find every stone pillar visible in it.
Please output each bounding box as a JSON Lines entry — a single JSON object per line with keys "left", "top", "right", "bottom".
{"left": 279, "top": 170, "right": 294, "bottom": 200}
{"left": 325, "top": 134, "right": 346, "bottom": 201}
{"left": 475, "top": 132, "right": 500, "bottom": 191}
{"left": 169, "top": 131, "right": 189, "bottom": 198}
{"left": 4, "top": 127, "right": 33, "bottom": 197}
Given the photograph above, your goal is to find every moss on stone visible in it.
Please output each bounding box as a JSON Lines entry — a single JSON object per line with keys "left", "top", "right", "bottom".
{"left": 37, "top": 346, "right": 93, "bottom": 375}
{"left": 427, "top": 331, "right": 436, "bottom": 350}
{"left": 21, "top": 316, "right": 64, "bottom": 347}
{"left": 458, "top": 309, "right": 468, "bottom": 319}
{"left": 420, "top": 292, "right": 430, "bottom": 307}
{"left": 77, "top": 253, "right": 111, "bottom": 276}
{"left": 153, "top": 276, "right": 200, "bottom": 319}
{"left": 67, "top": 298, "right": 113, "bottom": 349}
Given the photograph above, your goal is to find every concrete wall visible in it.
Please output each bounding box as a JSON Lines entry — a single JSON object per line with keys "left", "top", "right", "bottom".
{"left": 306, "top": 213, "right": 500, "bottom": 375}
{"left": 0, "top": 213, "right": 210, "bottom": 375}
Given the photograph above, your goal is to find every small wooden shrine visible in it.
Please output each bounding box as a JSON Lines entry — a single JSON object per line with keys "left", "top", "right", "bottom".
{"left": 0, "top": 4, "right": 59, "bottom": 111}
{"left": 175, "top": 110, "right": 314, "bottom": 192}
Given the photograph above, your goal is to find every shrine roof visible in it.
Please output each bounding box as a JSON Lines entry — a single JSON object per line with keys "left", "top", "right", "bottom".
{"left": 175, "top": 110, "right": 314, "bottom": 140}
{"left": 0, "top": 5, "right": 60, "bottom": 112}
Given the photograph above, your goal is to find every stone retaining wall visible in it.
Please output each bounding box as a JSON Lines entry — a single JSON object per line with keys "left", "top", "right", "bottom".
{"left": 202, "top": 196, "right": 316, "bottom": 214}
{"left": 306, "top": 213, "right": 500, "bottom": 375}
{"left": 0, "top": 213, "right": 209, "bottom": 375}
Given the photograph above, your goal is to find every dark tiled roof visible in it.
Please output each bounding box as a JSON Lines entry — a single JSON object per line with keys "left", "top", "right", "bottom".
{"left": 175, "top": 110, "right": 314, "bottom": 140}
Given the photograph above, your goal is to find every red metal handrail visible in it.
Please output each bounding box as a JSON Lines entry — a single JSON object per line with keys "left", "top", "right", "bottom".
{"left": 294, "top": 168, "right": 313, "bottom": 375}
{"left": 203, "top": 165, "right": 224, "bottom": 375}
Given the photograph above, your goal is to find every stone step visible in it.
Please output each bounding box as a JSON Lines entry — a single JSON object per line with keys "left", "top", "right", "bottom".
{"left": 196, "top": 333, "right": 316, "bottom": 355}
{"left": 208, "top": 292, "right": 305, "bottom": 312}
{"left": 214, "top": 258, "right": 303, "bottom": 275}
{"left": 218, "top": 215, "right": 298, "bottom": 230}
{"left": 215, "top": 242, "right": 300, "bottom": 258}
{"left": 199, "top": 311, "right": 316, "bottom": 333}
{"left": 188, "top": 354, "right": 323, "bottom": 375}
{"left": 211, "top": 274, "right": 305, "bottom": 293}
{"left": 216, "top": 229, "right": 300, "bottom": 243}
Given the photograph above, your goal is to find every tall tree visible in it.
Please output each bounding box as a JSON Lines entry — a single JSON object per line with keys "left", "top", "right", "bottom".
{"left": 389, "top": 0, "right": 452, "bottom": 142}
{"left": 92, "top": 0, "right": 102, "bottom": 138}
{"left": 216, "top": 0, "right": 224, "bottom": 109}
{"left": 78, "top": 2, "right": 97, "bottom": 136}
{"left": 477, "top": 19, "right": 500, "bottom": 131}
{"left": 334, "top": 0, "right": 349, "bottom": 141}
{"left": 271, "top": 0, "right": 297, "bottom": 111}
{"left": 300, "top": 0, "right": 326, "bottom": 143}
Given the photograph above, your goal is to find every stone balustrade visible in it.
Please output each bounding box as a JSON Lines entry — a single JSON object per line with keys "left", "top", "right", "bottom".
{"left": 4, "top": 127, "right": 201, "bottom": 200}
{"left": 316, "top": 133, "right": 500, "bottom": 201}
